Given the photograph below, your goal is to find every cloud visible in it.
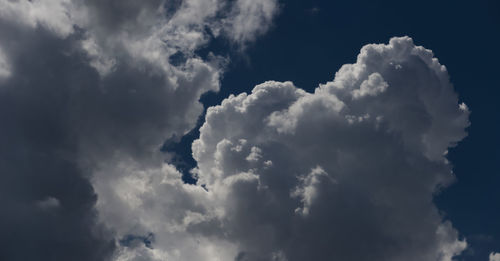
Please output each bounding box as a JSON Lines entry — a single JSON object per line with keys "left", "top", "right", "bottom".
{"left": 94, "top": 161, "right": 239, "bottom": 261}
{"left": 99, "top": 33, "right": 475, "bottom": 259}
{"left": 222, "top": 0, "right": 279, "bottom": 46}
{"left": 491, "top": 253, "right": 500, "bottom": 261}
{"left": 0, "top": 46, "right": 9, "bottom": 80}
{"left": 291, "top": 166, "right": 336, "bottom": 216}
{"left": 0, "top": 0, "right": 76, "bottom": 37}
{"left": 0, "top": 1, "right": 470, "bottom": 260}
{"left": 190, "top": 36, "right": 470, "bottom": 260}
{"left": 352, "top": 72, "right": 388, "bottom": 99}
{"left": 55, "top": 36, "right": 469, "bottom": 261}
{"left": 0, "top": 0, "right": 278, "bottom": 260}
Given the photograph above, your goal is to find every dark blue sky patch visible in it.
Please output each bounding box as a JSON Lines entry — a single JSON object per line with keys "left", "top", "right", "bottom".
{"left": 162, "top": 112, "right": 206, "bottom": 184}
{"left": 119, "top": 233, "right": 155, "bottom": 249}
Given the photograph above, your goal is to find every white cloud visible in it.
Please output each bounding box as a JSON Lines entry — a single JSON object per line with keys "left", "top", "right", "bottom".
{"left": 0, "top": 46, "right": 10, "bottom": 80}
{"left": 223, "top": 0, "right": 279, "bottom": 46}
{"left": 190, "top": 36, "right": 469, "bottom": 260}
{"left": 352, "top": 72, "right": 388, "bottom": 99}
{"left": 94, "top": 161, "right": 239, "bottom": 261}
{"left": 491, "top": 252, "right": 500, "bottom": 261}
{"left": 0, "top": 0, "right": 76, "bottom": 37}
{"left": 291, "top": 166, "right": 336, "bottom": 216}
{"left": 0, "top": 0, "right": 279, "bottom": 76}
{"left": 246, "top": 146, "right": 262, "bottom": 162}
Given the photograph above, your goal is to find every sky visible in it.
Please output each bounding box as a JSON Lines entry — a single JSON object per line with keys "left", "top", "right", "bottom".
{"left": 0, "top": 0, "right": 498, "bottom": 261}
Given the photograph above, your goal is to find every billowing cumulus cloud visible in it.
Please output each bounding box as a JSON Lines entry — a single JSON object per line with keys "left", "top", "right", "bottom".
{"left": 0, "top": 0, "right": 278, "bottom": 260}
{"left": 189, "top": 36, "right": 470, "bottom": 260}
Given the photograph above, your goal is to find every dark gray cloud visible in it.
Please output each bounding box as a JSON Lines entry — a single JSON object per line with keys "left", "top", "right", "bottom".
{"left": 0, "top": 0, "right": 279, "bottom": 260}
{"left": 0, "top": 22, "right": 116, "bottom": 261}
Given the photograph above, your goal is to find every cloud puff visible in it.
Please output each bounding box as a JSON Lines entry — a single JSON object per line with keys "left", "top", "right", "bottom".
{"left": 0, "top": 46, "right": 9, "bottom": 80}
{"left": 0, "top": 0, "right": 278, "bottom": 260}
{"left": 190, "top": 36, "right": 470, "bottom": 260}
{"left": 222, "top": 0, "right": 279, "bottom": 46}
{"left": 352, "top": 72, "right": 388, "bottom": 99}
{"left": 94, "top": 161, "right": 239, "bottom": 261}
{"left": 491, "top": 253, "right": 500, "bottom": 261}
{"left": 0, "top": 0, "right": 76, "bottom": 37}
{"left": 77, "top": 36, "right": 471, "bottom": 261}
{"left": 291, "top": 166, "right": 336, "bottom": 216}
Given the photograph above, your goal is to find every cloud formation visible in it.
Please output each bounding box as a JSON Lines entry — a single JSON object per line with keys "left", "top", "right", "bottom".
{"left": 97, "top": 37, "right": 471, "bottom": 260}
{"left": 0, "top": 0, "right": 278, "bottom": 260}
{"left": 190, "top": 36, "right": 470, "bottom": 260}
{"left": 0, "top": 1, "right": 471, "bottom": 260}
